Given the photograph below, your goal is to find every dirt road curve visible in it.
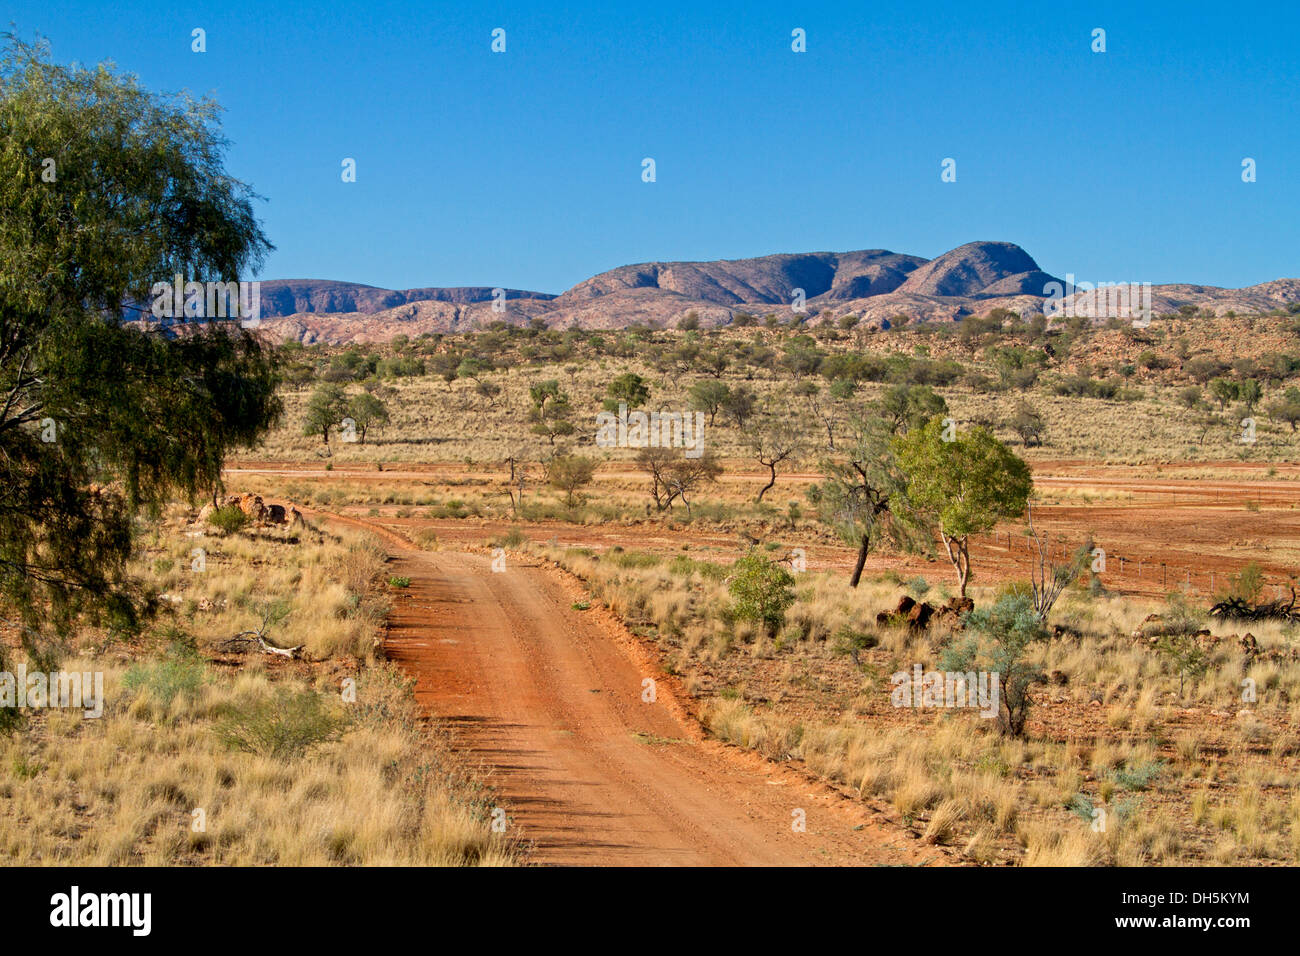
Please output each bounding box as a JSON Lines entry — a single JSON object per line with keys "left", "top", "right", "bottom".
{"left": 316, "top": 512, "right": 936, "bottom": 867}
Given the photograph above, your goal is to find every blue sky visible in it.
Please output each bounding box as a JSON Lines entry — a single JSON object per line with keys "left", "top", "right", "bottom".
{"left": 10, "top": 1, "right": 1298, "bottom": 292}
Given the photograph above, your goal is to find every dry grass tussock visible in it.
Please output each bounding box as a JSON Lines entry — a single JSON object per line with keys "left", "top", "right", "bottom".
{"left": 0, "top": 507, "right": 518, "bottom": 866}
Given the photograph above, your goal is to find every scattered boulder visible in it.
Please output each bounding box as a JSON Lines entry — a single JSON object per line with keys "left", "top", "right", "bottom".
{"left": 196, "top": 493, "right": 303, "bottom": 531}
{"left": 235, "top": 493, "right": 267, "bottom": 522}
{"left": 877, "top": 593, "right": 972, "bottom": 633}
{"left": 906, "top": 601, "right": 935, "bottom": 632}
{"left": 945, "top": 596, "right": 974, "bottom": 616}
{"left": 876, "top": 594, "right": 917, "bottom": 626}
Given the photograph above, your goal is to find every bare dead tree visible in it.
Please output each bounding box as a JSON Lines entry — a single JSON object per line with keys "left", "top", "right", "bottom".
{"left": 746, "top": 415, "right": 803, "bottom": 503}
{"left": 636, "top": 447, "right": 722, "bottom": 516}
{"left": 1026, "top": 502, "right": 1084, "bottom": 622}
{"left": 504, "top": 455, "right": 529, "bottom": 518}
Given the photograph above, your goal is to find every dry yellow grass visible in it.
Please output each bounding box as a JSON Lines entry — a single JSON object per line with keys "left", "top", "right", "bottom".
{"left": 543, "top": 539, "right": 1300, "bottom": 866}
{"left": 0, "top": 508, "right": 518, "bottom": 866}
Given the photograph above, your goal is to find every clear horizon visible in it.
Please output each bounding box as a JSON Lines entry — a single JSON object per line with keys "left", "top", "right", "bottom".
{"left": 10, "top": 0, "right": 1298, "bottom": 293}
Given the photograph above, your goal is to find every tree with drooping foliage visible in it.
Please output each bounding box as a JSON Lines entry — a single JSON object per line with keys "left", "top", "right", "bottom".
{"left": 0, "top": 35, "right": 280, "bottom": 644}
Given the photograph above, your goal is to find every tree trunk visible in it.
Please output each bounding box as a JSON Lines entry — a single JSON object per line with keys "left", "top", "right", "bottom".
{"left": 849, "top": 534, "right": 870, "bottom": 588}
{"left": 957, "top": 539, "right": 970, "bottom": 597}
{"left": 757, "top": 462, "right": 777, "bottom": 502}
{"left": 942, "top": 533, "right": 971, "bottom": 598}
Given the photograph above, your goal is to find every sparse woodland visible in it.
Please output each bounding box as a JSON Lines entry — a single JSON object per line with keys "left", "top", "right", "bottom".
{"left": 5, "top": 33, "right": 1300, "bottom": 870}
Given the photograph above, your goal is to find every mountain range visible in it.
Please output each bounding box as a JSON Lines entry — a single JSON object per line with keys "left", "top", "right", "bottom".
{"left": 253, "top": 241, "right": 1300, "bottom": 345}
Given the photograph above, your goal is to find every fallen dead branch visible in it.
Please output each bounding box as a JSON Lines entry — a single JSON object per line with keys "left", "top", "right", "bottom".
{"left": 216, "top": 604, "right": 303, "bottom": 658}
{"left": 1209, "top": 587, "right": 1300, "bottom": 623}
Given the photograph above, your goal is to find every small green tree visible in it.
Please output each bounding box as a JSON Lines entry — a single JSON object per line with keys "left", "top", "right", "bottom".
{"left": 1178, "top": 385, "right": 1203, "bottom": 410}
{"left": 688, "top": 380, "right": 730, "bottom": 425}
{"left": 545, "top": 454, "right": 596, "bottom": 507}
{"left": 721, "top": 386, "right": 757, "bottom": 428}
{"left": 876, "top": 384, "right": 947, "bottom": 435}
{"left": 346, "top": 392, "right": 389, "bottom": 443}
{"left": 302, "top": 383, "right": 348, "bottom": 445}
{"left": 1156, "top": 631, "right": 1209, "bottom": 698}
{"left": 1266, "top": 392, "right": 1300, "bottom": 431}
{"left": 1209, "top": 377, "right": 1239, "bottom": 410}
{"left": 1239, "top": 378, "right": 1262, "bottom": 412}
{"left": 528, "top": 379, "right": 563, "bottom": 415}
{"left": 456, "top": 355, "right": 494, "bottom": 386}
{"left": 938, "top": 593, "right": 1046, "bottom": 737}
{"left": 1008, "top": 400, "right": 1046, "bottom": 447}
{"left": 528, "top": 380, "right": 575, "bottom": 444}
{"left": 728, "top": 552, "right": 795, "bottom": 637}
{"left": 895, "top": 417, "right": 1033, "bottom": 598}
{"left": 603, "top": 372, "right": 650, "bottom": 411}
{"left": 1219, "top": 560, "right": 1265, "bottom": 604}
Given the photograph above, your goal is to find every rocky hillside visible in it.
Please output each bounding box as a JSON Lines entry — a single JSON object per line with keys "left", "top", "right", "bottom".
{"left": 555, "top": 249, "right": 928, "bottom": 305}
{"left": 252, "top": 243, "right": 1300, "bottom": 344}
{"left": 258, "top": 280, "right": 554, "bottom": 319}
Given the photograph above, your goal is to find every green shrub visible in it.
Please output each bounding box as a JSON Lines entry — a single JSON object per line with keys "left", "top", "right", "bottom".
{"left": 1162, "top": 592, "right": 1206, "bottom": 634}
{"left": 832, "top": 625, "right": 878, "bottom": 664}
{"left": 207, "top": 504, "right": 249, "bottom": 535}
{"left": 938, "top": 593, "right": 1046, "bottom": 737}
{"left": 1110, "top": 761, "right": 1162, "bottom": 792}
{"left": 123, "top": 642, "right": 207, "bottom": 706}
{"left": 727, "top": 553, "right": 796, "bottom": 637}
{"left": 608, "top": 550, "right": 662, "bottom": 570}
{"left": 215, "top": 689, "right": 346, "bottom": 758}
{"left": 492, "top": 528, "right": 527, "bottom": 549}
{"left": 388, "top": 576, "right": 411, "bottom": 588}
{"left": 1218, "top": 561, "right": 1265, "bottom": 604}
{"left": 1065, "top": 793, "right": 1096, "bottom": 824}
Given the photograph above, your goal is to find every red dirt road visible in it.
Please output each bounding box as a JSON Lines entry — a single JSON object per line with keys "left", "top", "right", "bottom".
{"left": 317, "top": 511, "right": 938, "bottom": 867}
